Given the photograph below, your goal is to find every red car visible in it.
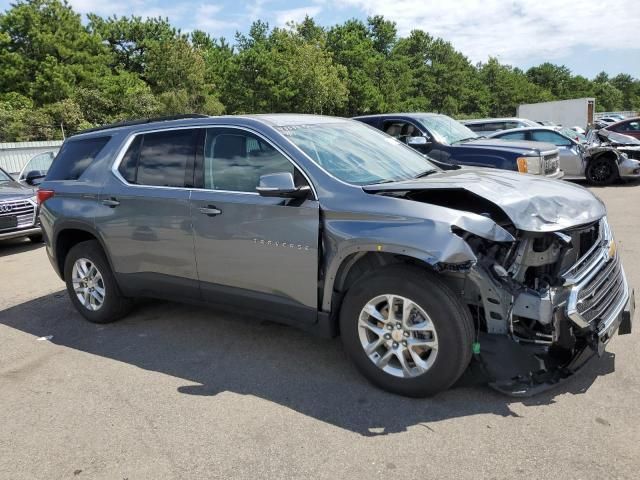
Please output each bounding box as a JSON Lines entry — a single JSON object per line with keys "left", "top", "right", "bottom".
{"left": 604, "top": 116, "right": 640, "bottom": 140}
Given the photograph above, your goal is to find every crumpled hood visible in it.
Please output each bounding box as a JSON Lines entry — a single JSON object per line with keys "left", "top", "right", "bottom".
{"left": 363, "top": 168, "right": 605, "bottom": 232}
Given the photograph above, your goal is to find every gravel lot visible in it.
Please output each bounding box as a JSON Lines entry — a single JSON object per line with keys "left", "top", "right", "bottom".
{"left": 1, "top": 182, "right": 639, "bottom": 480}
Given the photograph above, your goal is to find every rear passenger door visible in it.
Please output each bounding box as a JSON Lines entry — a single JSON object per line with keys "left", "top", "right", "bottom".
{"left": 95, "top": 128, "right": 200, "bottom": 299}
{"left": 190, "top": 127, "right": 320, "bottom": 325}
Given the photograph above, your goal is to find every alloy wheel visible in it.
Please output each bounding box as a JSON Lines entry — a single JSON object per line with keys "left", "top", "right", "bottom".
{"left": 71, "top": 258, "right": 106, "bottom": 311}
{"left": 357, "top": 294, "right": 439, "bottom": 378}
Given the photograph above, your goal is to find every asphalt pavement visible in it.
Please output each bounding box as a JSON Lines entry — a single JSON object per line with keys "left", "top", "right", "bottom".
{"left": 1, "top": 181, "right": 639, "bottom": 479}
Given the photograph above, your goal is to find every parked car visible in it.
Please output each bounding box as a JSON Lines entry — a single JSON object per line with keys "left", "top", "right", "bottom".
{"left": 461, "top": 117, "right": 539, "bottom": 135}
{"left": 17, "top": 151, "right": 56, "bottom": 185}
{"left": 569, "top": 126, "right": 586, "bottom": 136}
{"left": 38, "top": 114, "right": 633, "bottom": 397}
{"left": 488, "top": 126, "right": 640, "bottom": 185}
{"left": 354, "top": 113, "right": 563, "bottom": 178}
{"left": 594, "top": 117, "right": 621, "bottom": 129}
{"left": 0, "top": 167, "right": 42, "bottom": 242}
{"left": 602, "top": 117, "right": 640, "bottom": 140}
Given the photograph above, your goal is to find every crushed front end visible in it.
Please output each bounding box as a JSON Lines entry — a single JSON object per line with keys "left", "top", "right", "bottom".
{"left": 454, "top": 217, "right": 634, "bottom": 396}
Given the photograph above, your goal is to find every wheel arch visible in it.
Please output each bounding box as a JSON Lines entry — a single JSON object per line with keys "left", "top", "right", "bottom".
{"left": 322, "top": 248, "right": 442, "bottom": 333}
{"left": 54, "top": 222, "right": 112, "bottom": 281}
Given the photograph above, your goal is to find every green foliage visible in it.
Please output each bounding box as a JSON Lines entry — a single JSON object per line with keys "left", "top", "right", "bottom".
{"left": 0, "top": 0, "right": 638, "bottom": 141}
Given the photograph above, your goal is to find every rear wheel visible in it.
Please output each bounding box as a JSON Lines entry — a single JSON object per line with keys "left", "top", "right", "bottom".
{"left": 586, "top": 157, "right": 618, "bottom": 185}
{"left": 339, "top": 266, "right": 474, "bottom": 397}
{"left": 64, "top": 240, "right": 132, "bottom": 323}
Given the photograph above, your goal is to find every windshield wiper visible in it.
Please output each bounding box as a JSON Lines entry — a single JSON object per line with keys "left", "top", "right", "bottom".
{"left": 413, "top": 169, "right": 438, "bottom": 179}
{"left": 452, "top": 136, "right": 481, "bottom": 144}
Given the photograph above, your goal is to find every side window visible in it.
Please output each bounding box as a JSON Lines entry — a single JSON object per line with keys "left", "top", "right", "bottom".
{"left": 504, "top": 121, "right": 520, "bottom": 130}
{"left": 465, "top": 123, "right": 485, "bottom": 133}
{"left": 132, "top": 129, "right": 197, "bottom": 187}
{"left": 46, "top": 136, "right": 110, "bottom": 181}
{"left": 530, "top": 130, "right": 570, "bottom": 145}
{"left": 20, "top": 151, "right": 55, "bottom": 180}
{"left": 203, "top": 128, "right": 294, "bottom": 192}
{"left": 118, "top": 136, "right": 142, "bottom": 183}
{"left": 499, "top": 131, "right": 527, "bottom": 140}
{"left": 621, "top": 121, "right": 640, "bottom": 132}
{"left": 480, "top": 122, "right": 505, "bottom": 132}
{"left": 383, "top": 121, "right": 420, "bottom": 142}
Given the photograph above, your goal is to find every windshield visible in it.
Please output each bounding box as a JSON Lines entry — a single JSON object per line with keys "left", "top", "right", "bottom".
{"left": 560, "top": 127, "right": 586, "bottom": 143}
{"left": 415, "top": 115, "right": 478, "bottom": 145}
{"left": 0, "top": 169, "right": 12, "bottom": 182}
{"left": 278, "top": 121, "right": 438, "bottom": 185}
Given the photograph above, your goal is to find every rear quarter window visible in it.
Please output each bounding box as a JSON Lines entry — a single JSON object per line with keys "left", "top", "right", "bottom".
{"left": 46, "top": 136, "right": 110, "bottom": 181}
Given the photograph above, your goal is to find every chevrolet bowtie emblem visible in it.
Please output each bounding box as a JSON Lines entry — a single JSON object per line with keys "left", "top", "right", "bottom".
{"left": 608, "top": 241, "right": 617, "bottom": 259}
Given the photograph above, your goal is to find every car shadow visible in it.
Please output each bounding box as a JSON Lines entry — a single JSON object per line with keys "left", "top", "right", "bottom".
{"left": 0, "top": 238, "right": 43, "bottom": 257}
{"left": 572, "top": 178, "right": 640, "bottom": 189}
{"left": 0, "top": 292, "right": 616, "bottom": 436}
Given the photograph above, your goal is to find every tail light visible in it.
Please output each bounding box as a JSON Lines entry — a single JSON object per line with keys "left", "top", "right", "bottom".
{"left": 37, "top": 189, "right": 55, "bottom": 205}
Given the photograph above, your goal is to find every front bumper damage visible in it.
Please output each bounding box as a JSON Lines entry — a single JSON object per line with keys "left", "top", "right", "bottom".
{"left": 457, "top": 216, "right": 636, "bottom": 396}
{"left": 479, "top": 291, "right": 633, "bottom": 397}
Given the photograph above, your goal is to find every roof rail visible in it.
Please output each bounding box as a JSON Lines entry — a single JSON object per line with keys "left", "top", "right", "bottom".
{"left": 72, "top": 114, "right": 211, "bottom": 136}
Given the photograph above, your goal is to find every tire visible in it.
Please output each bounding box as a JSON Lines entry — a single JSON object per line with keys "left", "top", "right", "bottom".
{"left": 63, "top": 240, "right": 132, "bottom": 324}
{"left": 586, "top": 157, "right": 618, "bottom": 186}
{"left": 28, "top": 234, "right": 43, "bottom": 243}
{"left": 340, "top": 265, "right": 474, "bottom": 397}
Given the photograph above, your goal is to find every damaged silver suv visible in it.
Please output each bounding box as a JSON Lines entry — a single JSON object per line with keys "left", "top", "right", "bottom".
{"left": 38, "top": 114, "right": 635, "bottom": 397}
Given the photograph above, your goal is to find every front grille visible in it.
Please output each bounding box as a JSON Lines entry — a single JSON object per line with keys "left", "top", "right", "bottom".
{"left": 0, "top": 199, "right": 36, "bottom": 231}
{"left": 543, "top": 153, "right": 559, "bottom": 175}
{"left": 576, "top": 256, "right": 625, "bottom": 323}
{"left": 564, "top": 217, "right": 629, "bottom": 329}
{"left": 561, "top": 220, "right": 606, "bottom": 281}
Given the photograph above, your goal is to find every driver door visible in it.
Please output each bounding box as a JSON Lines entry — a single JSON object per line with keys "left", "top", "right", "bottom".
{"left": 190, "top": 127, "right": 320, "bottom": 325}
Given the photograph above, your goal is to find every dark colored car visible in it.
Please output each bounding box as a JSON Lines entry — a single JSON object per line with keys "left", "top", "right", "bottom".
{"left": 353, "top": 113, "right": 563, "bottom": 178}
{"left": 603, "top": 117, "right": 640, "bottom": 140}
{"left": 37, "top": 114, "right": 633, "bottom": 397}
{"left": 0, "top": 167, "right": 42, "bottom": 242}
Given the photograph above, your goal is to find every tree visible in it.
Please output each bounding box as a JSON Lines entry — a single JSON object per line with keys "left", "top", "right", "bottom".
{"left": 0, "top": 0, "right": 112, "bottom": 104}
{"left": 223, "top": 21, "right": 347, "bottom": 114}
{"left": 526, "top": 63, "right": 573, "bottom": 98}
{"left": 0, "top": 1, "right": 638, "bottom": 141}
{"left": 88, "top": 15, "right": 179, "bottom": 75}
{"left": 145, "top": 37, "right": 223, "bottom": 115}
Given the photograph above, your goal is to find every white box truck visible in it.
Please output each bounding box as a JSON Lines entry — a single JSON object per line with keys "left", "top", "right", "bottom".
{"left": 517, "top": 98, "right": 595, "bottom": 129}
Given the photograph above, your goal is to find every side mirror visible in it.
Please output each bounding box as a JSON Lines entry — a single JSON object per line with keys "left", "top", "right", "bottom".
{"left": 25, "top": 170, "right": 46, "bottom": 186}
{"left": 256, "top": 172, "right": 310, "bottom": 199}
{"left": 407, "top": 136, "right": 429, "bottom": 146}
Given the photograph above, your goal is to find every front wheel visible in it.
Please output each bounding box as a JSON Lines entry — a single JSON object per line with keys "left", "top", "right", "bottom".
{"left": 586, "top": 158, "right": 618, "bottom": 185}
{"left": 339, "top": 266, "right": 474, "bottom": 397}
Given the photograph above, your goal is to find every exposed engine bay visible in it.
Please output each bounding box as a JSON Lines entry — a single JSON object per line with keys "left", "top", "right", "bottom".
{"left": 587, "top": 128, "right": 640, "bottom": 161}
{"left": 367, "top": 182, "right": 634, "bottom": 396}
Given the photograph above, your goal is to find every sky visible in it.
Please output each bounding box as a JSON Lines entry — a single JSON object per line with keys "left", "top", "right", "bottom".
{"left": 2, "top": 0, "right": 639, "bottom": 79}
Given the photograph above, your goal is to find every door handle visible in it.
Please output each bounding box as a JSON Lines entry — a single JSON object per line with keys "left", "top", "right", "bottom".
{"left": 102, "top": 198, "right": 120, "bottom": 208}
{"left": 199, "top": 206, "right": 222, "bottom": 216}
